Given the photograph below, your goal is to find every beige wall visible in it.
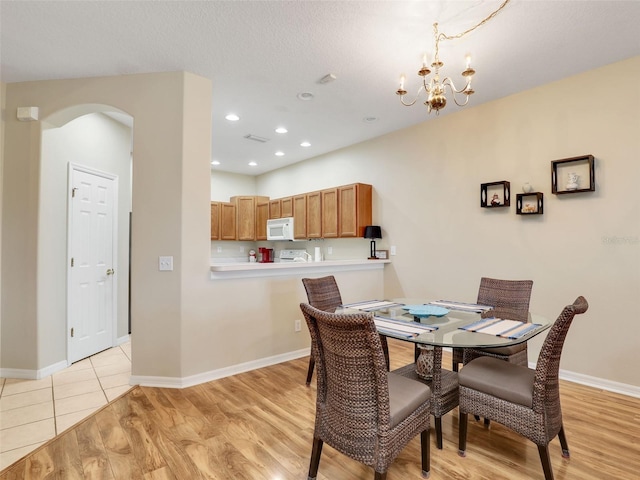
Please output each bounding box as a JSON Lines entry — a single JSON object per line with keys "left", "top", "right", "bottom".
{"left": 3, "top": 57, "right": 639, "bottom": 390}
{"left": 258, "top": 56, "right": 640, "bottom": 387}
{"left": 1, "top": 72, "right": 212, "bottom": 377}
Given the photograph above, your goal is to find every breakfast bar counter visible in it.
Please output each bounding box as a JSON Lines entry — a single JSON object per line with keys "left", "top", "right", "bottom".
{"left": 210, "top": 259, "right": 391, "bottom": 279}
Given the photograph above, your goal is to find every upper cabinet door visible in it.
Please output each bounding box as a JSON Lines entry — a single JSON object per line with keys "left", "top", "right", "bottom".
{"left": 210, "top": 202, "right": 220, "bottom": 240}
{"left": 293, "top": 194, "right": 307, "bottom": 239}
{"left": 269, "top": 199, "right": 282, "bottom": 219}
{"left": 321, "top": 188, "right": 339, "bottom": 238}
{"left": 338, "top": 183, "right": 372, "bottom": 237}
{"left": 306, "top": 191, "right": 322, "bottom": 238}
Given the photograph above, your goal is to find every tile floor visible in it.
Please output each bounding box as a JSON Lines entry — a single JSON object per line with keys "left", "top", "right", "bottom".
{"left": 0, "top": 342, "right": 133, "bottom": 470}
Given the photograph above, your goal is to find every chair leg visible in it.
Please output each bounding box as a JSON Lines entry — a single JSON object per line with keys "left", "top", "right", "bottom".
{"left": 308, "top": 438, "right": 323, "bottom": 480}
{"left": 306, "top": 356, "right": 315, "bottom": 386}
{"left": 434, "top": 417, "right": 443, "bottom": 449}
{"left": 458, "top": 412, "right": 468, "bottom": 457}
{"left": 421, "top": 429, "right": 431, "bottom": 478}
{"left": 537, "top": 444, "right": 555, "bottom": 480}
{"left": 558, "top": 425, "right": 570, "bottom": 458}
{"left": 374, "top": 471, "right": 387, "bottom": 480}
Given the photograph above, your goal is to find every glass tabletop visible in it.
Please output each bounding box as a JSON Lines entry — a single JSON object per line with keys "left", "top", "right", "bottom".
{"left": 338, "top": 298, "right": 552, "bottom": 348}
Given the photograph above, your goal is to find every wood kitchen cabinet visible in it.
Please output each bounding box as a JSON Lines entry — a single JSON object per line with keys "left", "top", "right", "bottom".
{"left": 293, "top": 194, "right": 307, "bottom": 239}
{"left": 231, "top": 195, "right": 269, "bottom": 241}
{"left": 255, "top": 201, "right": 270, "bottom": 241}
{"left": 210, "top": 202, "right": 220, "bottom": 240}
{"left": 280, "top": 197, "right": 293, "bottom": 218}
{"left": 321, "top": 188, "right": 339, "bottom": 238}
{"left": 338, "top": 183, "right": 372, "bottom": 237}
{"left": 269, "top": 199, "right": 282, "bottom": 219}
{"left": 306, "top": 191, "right": 322, "bottom": 238}
{"left": 219, "top": 202, "right": 237, "bottom": 240}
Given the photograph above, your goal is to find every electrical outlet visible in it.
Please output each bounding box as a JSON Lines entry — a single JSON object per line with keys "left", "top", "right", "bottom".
{"left": 294, "top": 319, "right": 302, "bottom": 332}
{"left": 217, "top": 246, "right": 222, "bottom": 253}
{"left": 239, "top": 246, "right": 245, "bottom": 253}
{"left": 390, "top": 246, "right": 397, "bottom": 256}
{"left": 327, "top": 247, "right": 333, "bottom": 254}
{"left": 159, "top": 256, "right": 173, "bottom": 271}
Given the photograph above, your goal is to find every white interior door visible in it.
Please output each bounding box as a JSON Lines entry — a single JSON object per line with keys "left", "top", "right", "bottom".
{"left": 68, "top": 164, "right": 118, "bottom": 363}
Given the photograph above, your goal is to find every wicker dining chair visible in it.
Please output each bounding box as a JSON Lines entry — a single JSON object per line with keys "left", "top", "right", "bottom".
{"left": 452, "top": 277, "right": 534, "bottom": 371}
{"left": 457, "top": 296, "right": 589, "bottom": 480}
{"left": 391, "top": 346, "right": 458, "bottom": 449}
{"left": 300, "top": 303, "right": 432, "bottom": 480}
{"left": 302, "top": 276, "right": 389, "bottom": 386}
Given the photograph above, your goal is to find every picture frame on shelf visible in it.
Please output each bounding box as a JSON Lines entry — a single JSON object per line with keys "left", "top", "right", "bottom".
{"left": 374, "top": 249, "right": 389, "bottom": 260}
{"left": 481, "top": 181, "right": 510, "bottom": 208}
{"left": 516, "top": 192, "right": 544, "bottom": 215}
{"left": 551, "top": 155, "right": 595, "bottom": 194}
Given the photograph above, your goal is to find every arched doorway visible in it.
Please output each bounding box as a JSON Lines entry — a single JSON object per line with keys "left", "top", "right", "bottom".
{"left": 40, "top": 106, "right": 133, "bottom": 364}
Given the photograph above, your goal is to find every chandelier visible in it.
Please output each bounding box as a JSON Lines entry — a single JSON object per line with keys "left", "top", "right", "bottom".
{"left": 395, "top": 0, "right": 510, "bottom": 115}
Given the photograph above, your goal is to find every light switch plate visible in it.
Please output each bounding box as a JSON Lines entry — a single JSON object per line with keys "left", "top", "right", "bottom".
{"left": 159, "top": 256, "right": 173, "bottom": 271}
{"left": 390, "top": 246, "right": 397, "bottom": 256}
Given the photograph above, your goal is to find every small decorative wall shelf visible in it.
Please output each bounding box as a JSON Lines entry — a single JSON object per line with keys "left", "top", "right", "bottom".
{"left": 551, "top": 155, "right": 595, "bottom": 194}
{"left": 481, "top": 181, "right": 510, "bottom": 208}
{"left": 516, "top": 192, "right": 544, "bottom": 215}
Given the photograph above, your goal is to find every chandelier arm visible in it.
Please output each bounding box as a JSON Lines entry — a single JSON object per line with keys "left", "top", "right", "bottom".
{"left": 442, "top": 77, "right": 471, "bottom": 94}
{"left": 398, "top": 84, "right": 427, "bottom": 106}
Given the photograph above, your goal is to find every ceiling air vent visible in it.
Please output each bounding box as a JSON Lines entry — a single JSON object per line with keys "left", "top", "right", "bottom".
{"left": 244, "top": 134, "right": 270, "bottom": 143}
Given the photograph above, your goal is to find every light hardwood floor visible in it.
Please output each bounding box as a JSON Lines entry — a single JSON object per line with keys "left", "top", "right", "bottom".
{"left": 1, "top": 339, "right": 639, "bottom": 479}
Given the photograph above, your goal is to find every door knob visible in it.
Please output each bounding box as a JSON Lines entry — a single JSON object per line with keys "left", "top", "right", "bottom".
{"left": 106, "top": 268, "right": 115, "bottom": 276}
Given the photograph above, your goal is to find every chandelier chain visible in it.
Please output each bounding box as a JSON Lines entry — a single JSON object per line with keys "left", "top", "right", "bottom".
{"left": 438, "top": 0, "right": 510, "bottom": 42}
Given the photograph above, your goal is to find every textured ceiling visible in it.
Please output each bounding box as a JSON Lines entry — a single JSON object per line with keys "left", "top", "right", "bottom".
{"left": 2, "top": 1, "right": 639, "bottom": 175}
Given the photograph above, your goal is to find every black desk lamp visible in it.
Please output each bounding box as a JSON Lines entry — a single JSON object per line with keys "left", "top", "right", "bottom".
{"left": 364, "top": 225, "right": 382, "bottom": 259}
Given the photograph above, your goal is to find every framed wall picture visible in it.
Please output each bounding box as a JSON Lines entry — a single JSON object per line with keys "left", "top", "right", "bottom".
{"left": 375, "top": 249, "right": 389, "bottom": 260}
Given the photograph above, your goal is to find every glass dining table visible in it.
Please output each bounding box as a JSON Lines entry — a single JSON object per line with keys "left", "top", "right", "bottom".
{"left": 338, "top": 298, "right": 552, "bottom": 350}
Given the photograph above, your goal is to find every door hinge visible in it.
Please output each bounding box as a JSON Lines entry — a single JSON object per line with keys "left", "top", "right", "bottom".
{"left": 72, "top": 187, "right": 78, "bottom": 198}
{"left": 71, "top": 257, "right": 74, "bottom": 267}
{"left": 70, "top": 327, "right": 74, "bottom": 338}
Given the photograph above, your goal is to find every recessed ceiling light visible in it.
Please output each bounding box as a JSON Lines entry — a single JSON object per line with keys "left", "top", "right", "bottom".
{"left": 363, "top": 116, "right": 379, "bottom": 123}
{"left": 211, "top": 160, "right": 220, "bottom": 165}
{"left": 300, "top": 141, "right": 311, "bottom": 147}
{"left": 297, "top": 92, "right": 314, "bottom": 101}
{"left": 275, "top": 151, "right": 285, "bottom": 156}
{"left": 248, "top": 161, "right": 257, "bottom": 166}
{"left": 225, "top": 113, "right": 240, "bottom": 121}
{"left": 275, "top": 127, "right": 288, "bottom": 134}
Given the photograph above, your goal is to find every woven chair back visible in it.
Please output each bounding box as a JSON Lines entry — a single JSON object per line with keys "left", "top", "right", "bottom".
{"left": 300, "top": 303, "right": 391, "bottom": 452}
{"left": 533, "top": 296, "right": 589, "bottom": 415}
{"left": 477, "top": 277, "right": 534, "bottom": 322}
{"left": 302, "top": 276, "right": 343, "bottom": 312}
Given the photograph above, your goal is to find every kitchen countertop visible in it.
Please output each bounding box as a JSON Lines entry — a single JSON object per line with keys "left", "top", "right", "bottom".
{"left": 210, "top": 258, "right": 391, "bottom": 279}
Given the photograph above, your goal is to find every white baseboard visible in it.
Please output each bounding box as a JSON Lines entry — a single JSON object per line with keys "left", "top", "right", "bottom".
{"left": 116, "top": 334, "right": 130, "bottom": 346}
{"left": 0, "top": 360, "right": 68, "bottom": 380}
{"left": 558, "top": 368, "right": 640, "bottom": 398}
{"left": 131, "top": 348, "right": 311, "bottom": 389}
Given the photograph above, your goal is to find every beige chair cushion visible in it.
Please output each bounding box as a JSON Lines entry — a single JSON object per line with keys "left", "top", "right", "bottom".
{"left": 387, "top": 373, "right": 431, "bottom": 428}
{"left": 458, "top": 356, "right": 535, "bottom": 408}
{"left": 474, "top": 342, "right": 526, "bottom": 356}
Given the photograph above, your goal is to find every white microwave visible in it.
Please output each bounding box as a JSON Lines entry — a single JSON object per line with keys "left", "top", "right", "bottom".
{"left": 267, "top": 217, "right": 295, "bottom": 241}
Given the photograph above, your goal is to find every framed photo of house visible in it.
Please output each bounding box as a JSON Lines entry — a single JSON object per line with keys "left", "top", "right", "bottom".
{"left": 374, "top": 250, "right": 389, "bottom": 260}
{"left": 481, "top": 181, "right": 510, "bottom": 208}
